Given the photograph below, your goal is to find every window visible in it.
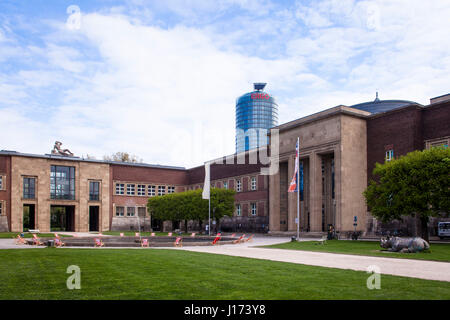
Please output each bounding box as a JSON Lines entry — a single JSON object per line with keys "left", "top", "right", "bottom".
{"left": 223, "top": 181, "right": 228, "bottom": 189}
{"left": 148, "top": 185, "right": 155, "bottom": 196}
{"left": 251, "top": 177, "right": 257, "bottom": 191}
{"left": 50, "top": 165, "right": 75, "bottom": 200}
{"left": 385, "top": 149, "right": 394, "bottom": 162}
{"left": 89, "top": 181, "right": 100, "bottom": 201}
{"left": 116, "top": 206, "right": 124, "bottom": 216}
{"left": 167, "top": 186, "right": 175, "bottom": 194}
{"left": 251, "top": 203, "right": 257, "bottom": 216}
{"left": 23, "top": 177, "right": 36, "bottom": 199}
{"left": 428, "top": 139, "right": 449, "bottom": 149}
{"left": 127, "top": 207, "right": 135, "bottom": 216}
{"left": 116, "top": 183, "right": 124, "bottom": 195}
{"left": 137, "top": 184, "right": 146, "bottom": 196}
{"left": 158, "top": 186, "right": 165, "bottom": 196}
{"left": 0, "top": 202, "right": 2, "bottom": 215}
{"left": 236, "top": 179, "right": 242, "bottom": 192}
{"left": 138, "top": 207, "right": 146, "bottom": 217}
{"left": 0, "top": 176, "right": 3, "bottom": 190}
{"left": 127, "top": 184, "right": 135, "bottom": 195}
{"left": 236, "top": 204, "right": 241, "bottom": 216}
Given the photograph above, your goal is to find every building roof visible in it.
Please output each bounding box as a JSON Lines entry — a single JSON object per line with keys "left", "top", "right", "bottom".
{"left": 0, "top": 150, "right": 185, "bottom": 170}
{"left": 349, "top": 98, "right": 420, "bottom": 114}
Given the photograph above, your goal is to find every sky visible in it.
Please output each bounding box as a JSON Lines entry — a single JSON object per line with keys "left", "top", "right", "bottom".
{"left": 0, "top": 0, "right": 449, "bottom": 168}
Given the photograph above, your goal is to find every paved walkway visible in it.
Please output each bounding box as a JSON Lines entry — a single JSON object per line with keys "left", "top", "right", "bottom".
{"left": 177, "top": 236, "right": 450, "bottom": 282}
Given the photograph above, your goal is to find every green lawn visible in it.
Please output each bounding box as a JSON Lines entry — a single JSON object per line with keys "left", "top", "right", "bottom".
{"left": 98, "top": 231, "right": 194, "bottom": 237}
{"left": 263, "top": 240, "right": 450, "bottom": 262}
{"left": 0, "top": 249, "right": 449, "bottom": 300}
{"left": 0, "top": 232, "right": 72, "bottom": 239}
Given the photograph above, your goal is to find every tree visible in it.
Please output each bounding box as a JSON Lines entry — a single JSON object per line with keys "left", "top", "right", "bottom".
{"left": 364, "top": 147, "right": 450, "bottom": 242}
{"left": 147, "top": 188, "right": 236, "bottom": 232}
{"left": 103, "top": 152, "right": 143, "bottom": 163}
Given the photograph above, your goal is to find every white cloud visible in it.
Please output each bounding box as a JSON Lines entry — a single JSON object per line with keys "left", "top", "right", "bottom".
{"left": 0, "top": 0, "right": 449, "bottom": 168}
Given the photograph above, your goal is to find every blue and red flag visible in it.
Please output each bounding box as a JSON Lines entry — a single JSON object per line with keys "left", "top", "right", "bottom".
{"left": 288, "top": 140, "right": 299, "bottom": 193}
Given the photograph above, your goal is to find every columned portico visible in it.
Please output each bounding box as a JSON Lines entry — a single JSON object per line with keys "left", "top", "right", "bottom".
{"left": 268, "top": 106, "right": 370, "bottom": 234}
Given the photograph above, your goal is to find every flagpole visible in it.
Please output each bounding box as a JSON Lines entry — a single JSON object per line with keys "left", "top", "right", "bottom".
{"left": 208, "top": 197, "right": 211, "bottom": 236}
{"left": 296, "top": 137, "right": 300, "bottom": 241}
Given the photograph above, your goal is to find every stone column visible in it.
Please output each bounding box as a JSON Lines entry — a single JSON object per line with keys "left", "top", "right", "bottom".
{"left": 309, "top": 152, "right": 322, "bottom": 232}
{"left": 269, "top": 168, "right": 280, "bottom": 232}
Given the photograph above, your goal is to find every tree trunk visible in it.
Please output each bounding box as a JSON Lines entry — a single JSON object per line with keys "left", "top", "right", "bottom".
{"left": 184, "top": 219, "right": 188, "bottom": 233}
{"left": 198, "top": 220, "right": 202, "bottom": 234}
{"left": 419, "top": 215, "right": 429, "bottom": 243}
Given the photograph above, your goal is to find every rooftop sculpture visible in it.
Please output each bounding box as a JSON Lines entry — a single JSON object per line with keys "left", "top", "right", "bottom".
{"left": 51, "top": 141, "right": 74, "bottom": 157}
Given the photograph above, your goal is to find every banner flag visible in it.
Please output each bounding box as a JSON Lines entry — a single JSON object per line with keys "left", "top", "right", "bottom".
{"left": 202, "top": 162, "right": 210, "bottom": 199}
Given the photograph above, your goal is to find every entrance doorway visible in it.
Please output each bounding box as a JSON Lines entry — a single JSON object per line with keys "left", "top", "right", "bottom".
{"left": 23, "top": 204, "right": 35, "bottom": 231}
{"left": 89, "top": 206, "right": 99, "bottom": 231}
{"left": 50, "top": 205, "right": 75, "bottom": 231}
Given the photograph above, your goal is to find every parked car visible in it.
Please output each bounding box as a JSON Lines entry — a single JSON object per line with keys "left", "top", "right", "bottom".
{"left": 438, "top": 222, "right": 450, "bottom": 239}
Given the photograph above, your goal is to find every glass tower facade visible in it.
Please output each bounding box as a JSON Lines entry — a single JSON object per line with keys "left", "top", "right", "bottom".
{"left": 236, "top": 83, "right": 278, "bottom": 153}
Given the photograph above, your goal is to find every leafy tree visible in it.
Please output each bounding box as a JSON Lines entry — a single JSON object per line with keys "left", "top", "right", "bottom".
{"left": 364, "top": 147, "right": 450, "bottom": 242}
{"left": 147, "top": 188, "right": 236, "bottom": 232}
{"left": 103, "top": 152, "right": 143, "bottom": 163}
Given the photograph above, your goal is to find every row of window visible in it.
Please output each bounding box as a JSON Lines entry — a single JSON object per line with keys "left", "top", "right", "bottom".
{"left": 115, "top": 206, "right": 147, "bottom": 217}
{"left": 235, "top": 203, "right": 258, "bottom": 216}
{"left": 189, "top": 176, "right": 258, "bottom": 192}
{"left": 115, "top": 183, "right": 175, "bottom": 196}
{"left": 19, "top": 174, "right": 100, "bottom": 201}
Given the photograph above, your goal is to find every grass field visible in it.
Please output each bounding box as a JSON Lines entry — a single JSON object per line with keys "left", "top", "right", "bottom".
{"left": 0, "top": 249, "right": 449, "bottom": 300}
{"left": 263, "top": 240, "right": 450, "bottom": 262}
{"left": 0, "top": 232, "right": 72, "bottom": 239}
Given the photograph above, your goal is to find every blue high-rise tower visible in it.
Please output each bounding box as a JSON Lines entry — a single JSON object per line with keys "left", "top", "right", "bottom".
{"left": 235, "top": 83, "right": 279, "bottom": 153}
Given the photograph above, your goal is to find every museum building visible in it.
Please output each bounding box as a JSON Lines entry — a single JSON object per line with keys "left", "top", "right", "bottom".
{"left": 0, "top": 93, "right": 448, "bottom": 235}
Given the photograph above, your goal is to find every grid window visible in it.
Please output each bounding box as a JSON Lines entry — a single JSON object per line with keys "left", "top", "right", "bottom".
{"left": 138, "top": 207, "right": 146, "bottom": 217}
{"left": 236, "top": 204, "right": 241, "bottom": 216}
{"left": 385, "top": 149, "right": 394, "bottom": 162}
{"left": 0, "top": 202, "right": 2, "bottom": 215}
{"left": 0, "top": 176, "right": 3, "bottom": 190}
{"left": 116, "top": 206, "right": 124, "bottom": 216}
{"left": 50, "top": 166, "right": 75, "bottom": 200}
{"left": 251, "top": 203, "right": 257, "bottom": 216}
{"left": 127, "top": 184, "right": 135, "bottom": 195}
{"left": 158, "top": 186, "right": 165, "bottom": 196}
{"left": 137, "top": 184, "right": 146, "bottom": 196}
{"left": 236, "top": 179, "right": 242, "bottom": 192}
{"left": 167, "top": 186, "right": 175, "bottom": 194}
{"left": 148, "top": 185, "right": 155, "bottom": 196}
{"left": 251, "top": 177, "right": 257, "bottom": 191}
{"left": 89, "top": 181, "right": 100, "bottom": 201}
{"left": 127, "top": 207, "right": 135, "bottom": 217}
{"left": 116, "top": 183, "right": 124, "bottom": 195}
{"left": 223, "top": 181, "right": 228, "bottom": 189}
{"left": 23, "top": 177, "right": 36, "bottom": 199}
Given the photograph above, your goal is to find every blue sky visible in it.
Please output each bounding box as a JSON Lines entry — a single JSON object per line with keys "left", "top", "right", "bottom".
{"left": 1, "top": 0, "right": 449, "bottom": 167}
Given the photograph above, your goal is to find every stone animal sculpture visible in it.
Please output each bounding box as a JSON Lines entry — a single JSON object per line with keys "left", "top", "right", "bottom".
{"left": 380, "top": 236, "right": 430, "bottom": 253}
{"left": 51, "top": 141, "right": 74, "bottom": 156}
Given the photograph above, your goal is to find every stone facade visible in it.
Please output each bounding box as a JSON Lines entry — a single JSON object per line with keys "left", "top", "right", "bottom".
{"left": 7, "top": 155, "right": 110, "bottom": 232}
{"left": 269, "top": 106, "right": 370, "bottom": 234}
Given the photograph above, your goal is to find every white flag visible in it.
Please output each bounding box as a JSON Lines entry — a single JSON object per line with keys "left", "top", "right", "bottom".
{"left": 202, "top": 162, "right": 210, "bottom": 199}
